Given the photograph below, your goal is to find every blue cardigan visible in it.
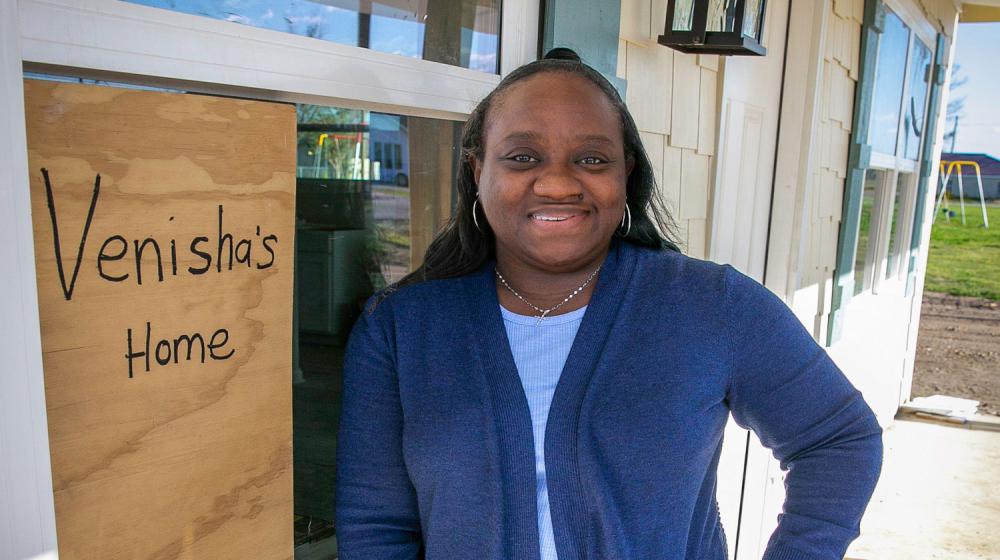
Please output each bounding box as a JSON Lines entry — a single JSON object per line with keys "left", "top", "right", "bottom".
{"left": 336, "top": 241, "right": 883, "bottom": 560}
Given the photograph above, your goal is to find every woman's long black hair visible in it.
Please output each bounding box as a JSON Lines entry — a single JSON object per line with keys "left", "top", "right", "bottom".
{"left": 390, "top": 48, "right": 680, "bottom": 293}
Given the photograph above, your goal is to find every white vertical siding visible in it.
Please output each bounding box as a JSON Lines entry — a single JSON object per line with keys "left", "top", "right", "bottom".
{"left": 618, "top": 0, "right": 718, "bottom": 258}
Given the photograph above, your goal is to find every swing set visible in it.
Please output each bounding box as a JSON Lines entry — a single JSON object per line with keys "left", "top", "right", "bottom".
{"left": 932, "top": 159, "right": 990, "bottom": 228}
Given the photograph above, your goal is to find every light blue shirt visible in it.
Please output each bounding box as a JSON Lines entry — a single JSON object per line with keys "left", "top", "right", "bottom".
{"left": 500, "top": 304, "right": 587, "bottom": 560}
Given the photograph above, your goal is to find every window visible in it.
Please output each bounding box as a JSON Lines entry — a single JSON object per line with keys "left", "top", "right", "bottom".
{"left": 124, "top": 0, "right": 501, "bottom": 74}
{"left": 828, "top": 2, "right": 942, "bottom": 343}
{"left": 294, "top": 103, "right": 459, "bottom": 557}
{"left": 851, "top": 6, "right": 934, "bottom": 296}
{"left": 868, "top": 11, "right": 909, "bottom": 156}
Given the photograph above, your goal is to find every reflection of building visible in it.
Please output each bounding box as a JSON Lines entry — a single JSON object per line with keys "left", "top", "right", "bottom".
{"left": 371, "top": 114, "right": 410, "bottom": 186}
{"left": 940, "top": 152, "right": 1000, "bottom": 199}
{"left": 4, "top": 0, "right": 1000, "bottom": 559}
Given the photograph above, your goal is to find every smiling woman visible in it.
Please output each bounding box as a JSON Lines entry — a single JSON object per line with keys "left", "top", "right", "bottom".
{"left": 474, "top": 71, "right": 632, "bottom": 286}
{"left": 335, "top": 49, "right": 884, "bottom": 560}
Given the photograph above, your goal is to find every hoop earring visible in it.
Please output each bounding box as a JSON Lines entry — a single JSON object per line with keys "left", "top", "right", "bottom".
{"left": 472, "top": 195, "right": 482, "bottom": 232}
{"left": 617, "top": 201, "right": 631, "bottom": 237}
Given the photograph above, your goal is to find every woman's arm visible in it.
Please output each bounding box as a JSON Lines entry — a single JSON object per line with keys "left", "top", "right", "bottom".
{"left": 724, "top": 267, "right": 883, "bottom": 560}
{"left": 336, "top": 305, "right": 423, "bottom": 560}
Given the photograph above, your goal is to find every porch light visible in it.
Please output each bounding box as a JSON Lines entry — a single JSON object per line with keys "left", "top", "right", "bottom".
{"left": 658, "top": 0, "right": 767, "bottom": 56}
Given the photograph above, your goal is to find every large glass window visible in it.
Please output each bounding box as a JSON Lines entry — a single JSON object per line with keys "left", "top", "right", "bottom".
{"left": 125, "top": 0, "right": 501, "bottom": 74}
{"left": 868, "top": 10, "right": 909, "bottom": 155}
{"left": 847, "top": 8, "right": 935, "bottom": 298}
{"left": 293, "top": 104, "right": 459, "bottom": 558}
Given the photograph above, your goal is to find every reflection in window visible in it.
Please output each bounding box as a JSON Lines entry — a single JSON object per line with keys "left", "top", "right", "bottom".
{"left": 706, "top": 0, "right": 734, "bottom": 32}
{"left": 742, "top": 0, "right": 764, "bottom": 39}
{"left": 293, "top": 104, "right": 459, "bottom": 558}
{"left": 886, "top": 173, "right": 910, "bottom": 280}
{"left": 125, "top": 0, "right": 501, "bottom": 74}
{"left": 902, "top": 40, "right": 932, "bottom": 160}
{"left": 868, "top": 10, "right": 909, "bottom": 155}
{"left": 672, "top": 0, "right": 695, "bottom": 31}
{"left": 854, "top": 169, "right": 882, "bottom": 295}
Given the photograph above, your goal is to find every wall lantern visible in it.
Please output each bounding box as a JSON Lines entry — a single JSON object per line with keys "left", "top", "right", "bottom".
{"left": 658, "top": 0, "right": 767, "bottom": 56}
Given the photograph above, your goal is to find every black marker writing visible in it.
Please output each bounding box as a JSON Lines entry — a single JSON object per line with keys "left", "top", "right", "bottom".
{"left": 42, "top": 169, "right": 100, "bottom": 300}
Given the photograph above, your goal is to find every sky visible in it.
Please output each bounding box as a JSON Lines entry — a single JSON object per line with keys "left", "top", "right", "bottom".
{"left": 948, "top": 22, "right": 1000, "bottom": 157}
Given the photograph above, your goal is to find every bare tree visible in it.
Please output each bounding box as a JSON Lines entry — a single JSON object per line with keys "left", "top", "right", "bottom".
{"left": 943, "top": 64, "right": 967, "bottom": 150}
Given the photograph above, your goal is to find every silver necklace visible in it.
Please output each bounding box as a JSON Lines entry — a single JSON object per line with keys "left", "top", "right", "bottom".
{"left": 495, "top": 266, "right": 601, "bottom": 326}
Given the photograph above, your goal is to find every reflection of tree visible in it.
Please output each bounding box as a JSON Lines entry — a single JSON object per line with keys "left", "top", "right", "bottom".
{"left": 284, "top": 2, "right": 326, "bottom": 39}
{"left": 297, "top": 104, "right": 363, "bottom": 126}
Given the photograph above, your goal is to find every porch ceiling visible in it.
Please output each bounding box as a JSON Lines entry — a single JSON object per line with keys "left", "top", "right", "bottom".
{"left": 961, "top": 1, "right": 1000, "bottom": 22}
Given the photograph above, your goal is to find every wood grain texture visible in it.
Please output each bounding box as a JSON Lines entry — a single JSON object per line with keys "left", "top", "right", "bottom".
{"left": 23, "top": 79, "right": 295, "bottom": 560}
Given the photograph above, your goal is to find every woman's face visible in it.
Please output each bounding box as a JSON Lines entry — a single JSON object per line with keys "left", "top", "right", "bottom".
{"left": 474, "top": 71, "right": 632, "bottom": 274}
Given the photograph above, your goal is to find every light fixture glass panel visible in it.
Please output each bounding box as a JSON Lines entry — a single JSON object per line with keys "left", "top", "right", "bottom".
{"left": 742, "top": 0, "right": 764, "bottom": 39}
{"left": 672, "top": 0, "right": 696, "bottom": 31}
{"left": 706, "top": 0, "right": 735, "bottom": 32}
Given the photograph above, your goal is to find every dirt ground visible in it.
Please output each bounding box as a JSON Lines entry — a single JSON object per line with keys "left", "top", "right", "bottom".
{"left": 912, "top": 291, "right": 1000, "bottom": 416}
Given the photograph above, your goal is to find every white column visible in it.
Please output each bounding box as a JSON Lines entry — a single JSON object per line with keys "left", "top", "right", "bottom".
{"left": 0, "top": 0, "right": 59, "bottom": 557}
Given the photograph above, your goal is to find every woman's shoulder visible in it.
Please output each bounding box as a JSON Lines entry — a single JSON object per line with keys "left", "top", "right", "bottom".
{"left": 629, "top": 244, "right": 732, "bottom": 288}
{"left": 624, "top": 243, "right": 775, "bottom": 311}
{"left": 362, "top": 273, "right": 479, "bottom": 322}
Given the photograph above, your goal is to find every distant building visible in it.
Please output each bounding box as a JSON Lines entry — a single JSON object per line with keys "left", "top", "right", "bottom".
{"left": 940, "top": 152, "right": 1000, "bottom": 200}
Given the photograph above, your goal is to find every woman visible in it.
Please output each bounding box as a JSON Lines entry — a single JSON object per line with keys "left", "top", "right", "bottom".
{"left": 336, "top": 49, "right": 882, "bottom": 560}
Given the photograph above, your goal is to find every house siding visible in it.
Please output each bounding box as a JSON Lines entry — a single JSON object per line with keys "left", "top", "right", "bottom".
{"left": 619, "top": 0, "right": 718, "bottom": 259}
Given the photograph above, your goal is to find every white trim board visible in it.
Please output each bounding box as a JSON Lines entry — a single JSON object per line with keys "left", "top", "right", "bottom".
{"left": 0, "top": 0, "right": 59, "bottom": 557}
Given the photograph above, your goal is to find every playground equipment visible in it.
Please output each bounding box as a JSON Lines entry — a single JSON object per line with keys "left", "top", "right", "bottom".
{"left": 933, "top": 160, "right": 990, "bottom": 228}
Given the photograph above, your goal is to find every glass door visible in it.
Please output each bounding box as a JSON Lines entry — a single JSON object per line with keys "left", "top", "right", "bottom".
{"left": 292, "top": 102, "right": 460, "bottom": 559}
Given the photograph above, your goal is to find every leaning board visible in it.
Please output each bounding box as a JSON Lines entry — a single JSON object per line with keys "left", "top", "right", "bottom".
{"left": 23, "top": 79, "right": 295, "bottom": 559}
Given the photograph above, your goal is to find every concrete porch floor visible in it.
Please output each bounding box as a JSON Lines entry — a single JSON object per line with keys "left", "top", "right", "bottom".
{"left": 846, "top": 416, "right": 1000, "bottom": 559}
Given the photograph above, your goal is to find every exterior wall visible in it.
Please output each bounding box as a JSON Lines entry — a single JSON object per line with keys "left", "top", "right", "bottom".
{"left": 797, "top": 0, "right": 864, "bottom": 340}
{"left": 618, "top": 0, "right": 718, "bottom": 259}
{"left": 825, "top": 0, "right": 959, "bottom": 423}
{"left": 769, "top": 0, "right": 959, "bottom": 423}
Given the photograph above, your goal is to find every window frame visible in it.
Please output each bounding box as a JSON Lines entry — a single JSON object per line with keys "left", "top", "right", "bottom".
{"left": 18, "top": 0, "right": 541, "bottom": 122}
{"left": 826, "top": 0, "right": 942, "bottom": 344}
{"left": 868, "top": 7, "right": 934, "bottom": 293}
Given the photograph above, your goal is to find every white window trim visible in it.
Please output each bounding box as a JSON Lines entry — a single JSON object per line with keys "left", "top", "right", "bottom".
{"left": 20, "top": 0, "right": 539, "bottom": 121}
{"left": 1, "top": 1, "right": 59, "bottom": 557}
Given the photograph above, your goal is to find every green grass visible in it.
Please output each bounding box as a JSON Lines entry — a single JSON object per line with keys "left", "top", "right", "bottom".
{"left": 925, "top": 202, "right": 1000, "bottom": 301}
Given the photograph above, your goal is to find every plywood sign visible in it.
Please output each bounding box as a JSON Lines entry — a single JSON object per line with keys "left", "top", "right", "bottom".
{"left": 23, "top": 79, "right": 296, "bottom": 560}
